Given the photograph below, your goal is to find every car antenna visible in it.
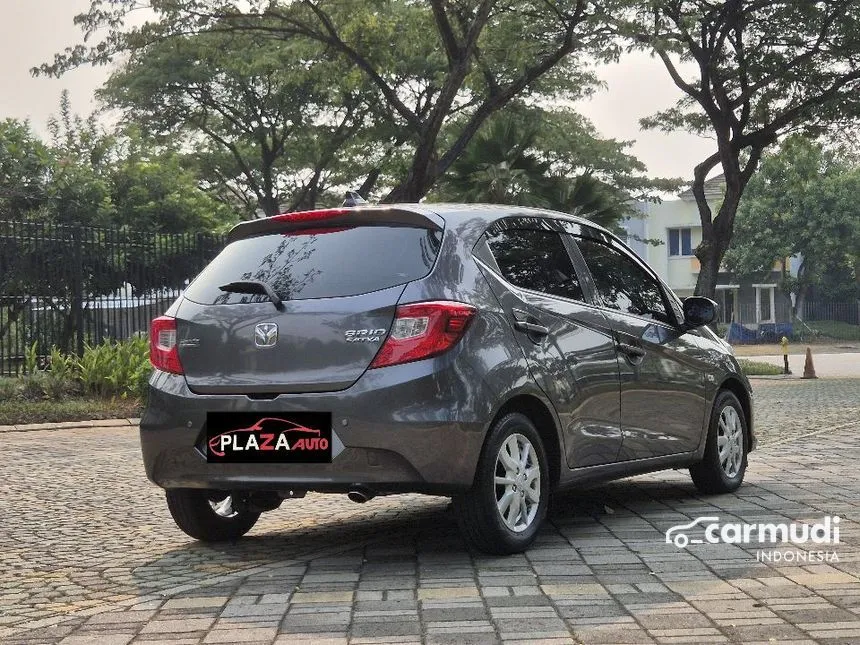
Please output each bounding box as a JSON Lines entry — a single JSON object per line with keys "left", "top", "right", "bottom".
{"left": 342, "top": 191, "right": 367, "bottom": 207}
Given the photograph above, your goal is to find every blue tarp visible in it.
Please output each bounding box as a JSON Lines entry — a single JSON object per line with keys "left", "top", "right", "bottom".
{"left": 725, "top": 322, "right": 794, "bottom": 343}
{"left": 759, "top": 322, "right": 794, "bottom": 342}
{"left": 725, "top": 322, "right": 758, "bottom": 343}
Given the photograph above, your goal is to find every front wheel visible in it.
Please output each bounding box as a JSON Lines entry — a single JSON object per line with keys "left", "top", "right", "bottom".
{"left": 689, "top": 391, "right": 748, "bottom": 494}
{"left": 453, "top": 413, "right": 550, "bottom": 554}
{"left": 166, "top": 489, "right": 260, "bottom": 542}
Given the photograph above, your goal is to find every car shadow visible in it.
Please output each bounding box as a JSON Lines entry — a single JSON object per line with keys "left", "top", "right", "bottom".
{"left": 130, "top": 476, "right": 709, "bottom": 597}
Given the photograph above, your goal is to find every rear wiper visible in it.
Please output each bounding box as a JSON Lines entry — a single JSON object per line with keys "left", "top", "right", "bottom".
{"left": 218, "top": 280, "right": 284, "bottom": 310}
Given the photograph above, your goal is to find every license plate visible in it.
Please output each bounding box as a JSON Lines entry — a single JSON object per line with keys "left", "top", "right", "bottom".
{"left": 206, "top": 412, "right": 332, "bottom": 463}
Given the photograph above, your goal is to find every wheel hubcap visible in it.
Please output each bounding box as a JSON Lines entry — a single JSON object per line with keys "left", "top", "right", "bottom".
{"left": 494, "top": 433, "right": 541, "bottom": 533}
{"left": 208, "top": 494, "right": 237, "bottom": 518}
{"left": 717, "top": 406, "right": 744, "bottom": 478}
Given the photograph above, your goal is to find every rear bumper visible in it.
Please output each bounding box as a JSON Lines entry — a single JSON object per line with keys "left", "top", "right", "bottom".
{"left": 140, "top": 356, "right": 495, "bottom": 495}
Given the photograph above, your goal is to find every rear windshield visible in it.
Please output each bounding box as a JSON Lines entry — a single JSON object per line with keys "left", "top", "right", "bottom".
{"left": 184, "top": 225, "right": 443, "bottom": 304}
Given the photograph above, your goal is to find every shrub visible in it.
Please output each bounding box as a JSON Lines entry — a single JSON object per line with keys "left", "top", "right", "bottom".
{"left": 738, "top": 359, "right": 784, "bottom": 376}
{"left": 19, "top": 373, "right": 48, "bottom": 400}
{"left": 24, "top": 341, "right": 39, "bottom": 375}
{"left": 0, "top": 378, "right": 19, "bottom": 400}
{"left": 77, "top": 336, "right": 151, "bottom": 399}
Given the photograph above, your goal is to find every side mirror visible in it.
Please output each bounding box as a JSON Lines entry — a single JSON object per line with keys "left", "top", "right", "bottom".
{"left": 682, "top": 296, "right": 718, "bottom": 330}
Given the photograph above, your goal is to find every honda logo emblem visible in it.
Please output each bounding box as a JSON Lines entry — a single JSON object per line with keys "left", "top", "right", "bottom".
{"left": 254, "top": 323, "right": 278, "bottom": 348}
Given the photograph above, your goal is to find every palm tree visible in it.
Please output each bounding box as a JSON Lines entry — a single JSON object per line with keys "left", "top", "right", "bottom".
{"left": 436, "top": 115, "right": 628, "bottom": 231}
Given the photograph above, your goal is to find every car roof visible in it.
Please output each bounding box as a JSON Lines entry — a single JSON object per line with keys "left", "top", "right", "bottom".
{"left": 409, "top": 202, "right": 612, "bottom": 232}
{"left": 225, "top": 202, "right": 617, "bottom": 248}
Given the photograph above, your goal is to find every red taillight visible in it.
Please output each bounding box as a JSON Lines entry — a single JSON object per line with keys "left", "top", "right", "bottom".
{"left": 370, "top": 301, "right": 477, "bottom": 369}
{"left": 271, "top": 208, "right": 351, "bottom": 223}
{"left": 150, "top": 316, "right": 183, "bottom": 375}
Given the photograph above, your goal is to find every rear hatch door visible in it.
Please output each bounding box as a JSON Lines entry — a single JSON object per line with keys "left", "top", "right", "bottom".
{"left": 177, "top": 213, "right": 443, "bottom": 394}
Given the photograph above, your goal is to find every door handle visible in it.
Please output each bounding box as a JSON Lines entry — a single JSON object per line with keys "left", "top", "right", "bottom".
{"left": 511, "top": 308, "right": 550, "bottom": 337}
{"left": 618, "top": 342, "right": 646, "bottom": 359}
{"left": 514, "top": 319, "right": 550, "bottom": 336}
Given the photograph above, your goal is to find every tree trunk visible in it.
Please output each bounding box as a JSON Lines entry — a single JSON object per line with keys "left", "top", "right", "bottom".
{"left": 259, "top": 193, "right": 280, "bottom": 217}
{"left": 794, "top": 286, "right": 808, "bottom": 321}
{"left": 694, "top": 242, "right": 722, "bottom": 299}
{"left": 692, "top": 171, "right": 744, "bottom": 299}
{"left": 383, "top": 141, "right": 436, "bottom": 203}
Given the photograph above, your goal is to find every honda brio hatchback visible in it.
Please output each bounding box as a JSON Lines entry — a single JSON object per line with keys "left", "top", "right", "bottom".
{"left": 141, "top": 204, "right": 755, "bottom": 554}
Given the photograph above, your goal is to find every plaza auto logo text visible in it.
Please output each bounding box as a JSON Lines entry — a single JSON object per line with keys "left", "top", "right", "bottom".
{"left": 208, "top": 417, "right": 329, "bottom": 456}
{"left": 665, "top": 516, "right": 841, "bottom": 563}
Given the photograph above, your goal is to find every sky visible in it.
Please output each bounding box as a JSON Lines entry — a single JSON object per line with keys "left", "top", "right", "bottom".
{"left": 1, "top": 0, "right": 716, "bottom": 185}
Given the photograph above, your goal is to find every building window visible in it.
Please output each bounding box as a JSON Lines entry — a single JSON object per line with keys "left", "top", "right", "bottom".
{"left": 668, "top": 228, "right": 693, "bottom": 257}
{"left": 754, "top": 285, "right": 776, "bottom": 323}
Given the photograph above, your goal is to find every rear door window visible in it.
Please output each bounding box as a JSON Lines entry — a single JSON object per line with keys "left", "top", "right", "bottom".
{"left": 485, "top": 228, "right": 585, "bottom": 301}
{"left": 574, "top": 237, "right": 671, "bottom": 324}
{"left": 184, "top": 225, "right": 443, "bottom": 304}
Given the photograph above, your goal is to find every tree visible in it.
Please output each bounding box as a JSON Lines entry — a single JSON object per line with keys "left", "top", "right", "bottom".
{"left": 724, "top": 135, "right": 860, "bottom": 317}
{"left": 40, "top": 0, "right": 623, "bottom": 204}
{"left": 99, "top": 30, "right": 382, "bottom": 217}
{"left": 109, "top": 131, "right": 237, "bottom": 233}
{"left": 435, "top": 106, "right": 680, "bottom": 232}
{"left": 624, "top": 1, "right": 860, "bottom": 297}
{"left": 0, "top": 120, "right": 53, "bottom": 220}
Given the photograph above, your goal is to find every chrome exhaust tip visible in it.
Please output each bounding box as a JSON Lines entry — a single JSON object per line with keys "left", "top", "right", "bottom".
{"left": 347, "top": 488, "right": 374, "bottom": 503}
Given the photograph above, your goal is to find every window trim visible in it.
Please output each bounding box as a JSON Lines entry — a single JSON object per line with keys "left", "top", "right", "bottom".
{"left": 754, "top": 284, "right": 777, "bottom": 324}
{"left": 668, "top": 227, "right": 694, "bottom": 257}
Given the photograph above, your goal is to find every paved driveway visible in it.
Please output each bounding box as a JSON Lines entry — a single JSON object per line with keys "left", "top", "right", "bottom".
{"left": 1, "top": 379, "right": 859, "bottom": 645}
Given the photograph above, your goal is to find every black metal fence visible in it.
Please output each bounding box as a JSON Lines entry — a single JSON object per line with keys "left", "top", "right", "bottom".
{"left": 0, "top": 220, "right": 224, "bottom": 376}
{"left": 721, "top": 301, "right": 860, "bottom": 343}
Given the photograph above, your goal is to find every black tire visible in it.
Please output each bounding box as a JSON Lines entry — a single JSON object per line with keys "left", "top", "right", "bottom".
{"left": 690, "top": 391, "right": 748, "bottom": 494}
{"left": 165, "top": 489, "right": 260, "bottom": 542}
{"left": 453, "top": 412, "right": 550, "bottom": 554}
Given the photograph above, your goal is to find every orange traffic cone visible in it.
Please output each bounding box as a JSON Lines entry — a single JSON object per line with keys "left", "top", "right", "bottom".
{"left": 802, "top": 347, "right": 817, "bottom": 379}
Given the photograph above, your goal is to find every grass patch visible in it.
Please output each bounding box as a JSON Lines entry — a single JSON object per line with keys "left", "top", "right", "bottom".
{"left": 738, "top": 359, "right": 784, "bottom": 376}
{"left": 0, "top": 397, "right": 143, "bottom": 426}
{"left": 801, "top": 320, "right": 860, "bottom": 342}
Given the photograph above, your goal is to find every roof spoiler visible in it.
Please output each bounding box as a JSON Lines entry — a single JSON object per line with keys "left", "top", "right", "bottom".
{"left": 226, "top": 206, "right": 443, "bottom": 244}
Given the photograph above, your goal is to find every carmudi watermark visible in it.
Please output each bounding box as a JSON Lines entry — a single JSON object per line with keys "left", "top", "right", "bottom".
{"left": 665, "top": 515, "right": 841, "bottom": 562}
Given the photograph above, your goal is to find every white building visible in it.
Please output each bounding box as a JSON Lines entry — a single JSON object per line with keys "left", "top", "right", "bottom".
{"left": 622, "top": 175, "right": 794, "bottom": 325}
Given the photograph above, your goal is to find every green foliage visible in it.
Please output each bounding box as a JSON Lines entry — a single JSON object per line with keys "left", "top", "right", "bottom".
{"left": 1, "top": 338, "right": 150, "bottom": 402}
{"left": 0, "top": 94, "right": 235, "bottom": 233}
{"left": 19, "top": 373, "right": 49, "bottom": 401}
{"left": 40, "top": 0, "right": 631, "bottom": 204}
{"left": 725, "top": 135, "right": 860, "bottom": 310}
{"left": 0, "top": 377, "right": 19, "bottom": 400}
{"left": 433, "top": 112, "right": 671, "bottom": 233}
{"left": 77, "top": 337, "right": 150, "bottom": 399}
{"left": 23, "top": 341, "right": 39, "bottom": 375}
{"left": 623, "top": 0, "right": 860, "bottom": 296}
{"left": 0, "top": 119, "right": 53, "bottom": 219}
{"left": 803, "top": 320, "right": 860, "bottom": 342}
{"left": 100, "top": 29, "right": 379, "bottom": 217}
{"left": 0, "top": 397, "right": 142, "bottom": 426}
{"left": 48, "top": 346, "right": 76, "bottom": 381}
{"left": 737, "top": 360, "right": 784, "bottom": 377}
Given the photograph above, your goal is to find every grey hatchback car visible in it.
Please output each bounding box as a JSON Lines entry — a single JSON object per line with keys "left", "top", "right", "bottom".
{"left": 141, "top": 204, "right": 755, "bottom": 554}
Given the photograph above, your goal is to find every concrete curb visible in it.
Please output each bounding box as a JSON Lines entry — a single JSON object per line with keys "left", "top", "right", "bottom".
{"left": 0, "top": 417, "right": 140, "bottom": 433}
{"left": 746, "top": 373, "right": 797, "bottom": 380}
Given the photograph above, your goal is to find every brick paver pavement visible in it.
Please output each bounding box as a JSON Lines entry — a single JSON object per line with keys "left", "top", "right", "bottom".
{"left": 1, "top": 378, "right": 858, "bottom": 644}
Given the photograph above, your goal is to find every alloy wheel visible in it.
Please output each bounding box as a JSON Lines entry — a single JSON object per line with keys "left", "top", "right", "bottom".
{"left": 494, "top": 433, "right": 541, "bottom": 533}
{"left": 717, "top": 406, "right": 744, "bottom": 478}
{"left": 208, "top": 494, "right": 237, "bottom": 518}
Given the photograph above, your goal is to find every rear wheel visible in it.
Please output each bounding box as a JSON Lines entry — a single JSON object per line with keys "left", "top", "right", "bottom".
{"left": 166, "top": 489, "right": 260, "bottom": 542}
{"left": 690, "top": 391, "right": 748, "bottom": 494}
{"left": 453, "top": 413, "right": 549, "bottom": 554}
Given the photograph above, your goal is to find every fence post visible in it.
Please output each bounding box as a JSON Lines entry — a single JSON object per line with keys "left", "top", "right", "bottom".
{"left": 71, "top": 226, "right": 85, "bottom": 356}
